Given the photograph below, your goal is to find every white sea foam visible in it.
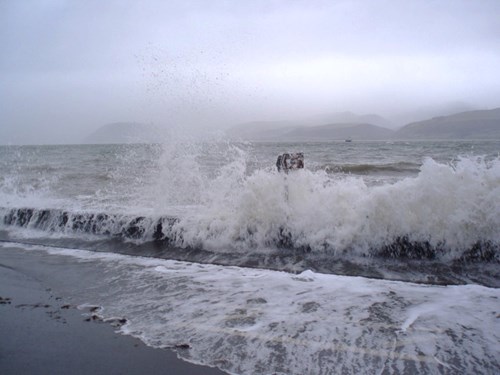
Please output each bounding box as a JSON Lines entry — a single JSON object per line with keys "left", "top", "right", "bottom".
{"left": 2, "top": 243, "right": 499, "bottom": 374}
{"left": 170, "top": 155, "right": 500, "bottom": 256}
{"left": 1, "top": 143, "right": 499, "bottom": 259}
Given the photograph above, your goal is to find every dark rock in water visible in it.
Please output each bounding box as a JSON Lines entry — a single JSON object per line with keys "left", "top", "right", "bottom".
{"left": 276, "top": 152, "right": 304, "bottom": 173}
{"left": 378, "top": 237, "right": 437, "bottom": 259}
{"left": 377, "top": 237, "right": 499, "bottom": 263}
{"left": 459, "top": 241, "right": 497, "bottom": 262}
{"left": 123, "top": 217, "right": 147, "bottom": 239}
{"left": 1, "top": 206, "right": 178, "bottom": 243}
{"left": 0, "top": 296, "right": 12, "bottom": 305}
{"left": 34, "top": 209, "right": 51, "bottom": 227}
{"left": 108, "top": 318, "right": 128, "bottom": 327}
{"left": 277, "top": 227, "right": 293, "bottom": 248}
{"left": 275, "top": 227, "right": 311, "bottom": 252}
{"left": 153, "top": 221, "right": 164, "bottom": 241}
{"left": 60, "top": 212, "right": 69, "bottom": 226}
{"left": 174, "top": 344, "right": 191, "bottom": 349}
{"left": 15, "top": 303, "right": 51, "bottom": 309}
{"left": 86, "top": 314, "right": 102, "bottom": 322}
{"left": 16, "top": 208, "right": 33, "bottom": 226}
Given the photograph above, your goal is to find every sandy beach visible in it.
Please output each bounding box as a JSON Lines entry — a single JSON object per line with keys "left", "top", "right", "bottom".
{"left": 1, "top": 239, "right": 499, "bottom": 374}
{"left": 0, "top": 260, "right": 226, "bottom": 375}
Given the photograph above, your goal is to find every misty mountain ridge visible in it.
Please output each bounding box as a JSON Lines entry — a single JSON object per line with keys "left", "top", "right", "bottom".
{"left": 84, "top": 108, "right": 500, "bottom": 144}
{"left": 227, "top": 108, "right": 500, "bottom": 141}
{"left": 288, "top": 123, "right": 394, "bottom": 141}
{"left": 227, "top": 112, "right": 395, "bottom": 141}
{"left": 224, "top": 120, "right": 307, "bottom": 140}
{"left": 395, "top": 107, "right": 500, "bottom": 139}
{"left": 229, "top": 123, "right": 393, "bottom": 141}
{"left": 306, "top": 111, "right": 394, "bottom": 128}
{"left": 392, "top": 101, "right": 478, "bottom": 126}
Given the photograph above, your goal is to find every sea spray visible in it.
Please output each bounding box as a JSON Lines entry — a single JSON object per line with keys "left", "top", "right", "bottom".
{"left": 1, "top": 142, "right": 499, "bottom": 263}
{"left": 170, "top": 154, "right": 500, "bottom": 259}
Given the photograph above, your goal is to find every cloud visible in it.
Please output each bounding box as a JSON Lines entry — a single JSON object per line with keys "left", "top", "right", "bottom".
{"left": 1, "top": 0, "right": 500, "bottom": 144}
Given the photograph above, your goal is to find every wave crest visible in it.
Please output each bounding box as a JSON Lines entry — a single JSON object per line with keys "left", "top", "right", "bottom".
{"left": 172, "top": 156, "right": 500, "bottom": 259}
{"left": 1, "top": 155, "right": 499, "bottom": 265}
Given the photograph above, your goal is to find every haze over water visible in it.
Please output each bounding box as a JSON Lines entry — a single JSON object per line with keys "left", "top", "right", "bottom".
{"left": 2, "top": 0, "right": 500, "bottom": 144}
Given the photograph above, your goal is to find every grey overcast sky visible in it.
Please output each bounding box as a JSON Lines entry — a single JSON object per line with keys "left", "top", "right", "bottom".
{"left": 1, "top": 0, "right": 500, "bottom": 144}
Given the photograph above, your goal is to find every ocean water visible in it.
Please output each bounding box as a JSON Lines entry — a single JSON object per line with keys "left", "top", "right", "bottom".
{"left": 1, "top": 140, "right": 499, "bottom": 281}
{"left": 1, "top": 139, "right": 499, "bottom": 373}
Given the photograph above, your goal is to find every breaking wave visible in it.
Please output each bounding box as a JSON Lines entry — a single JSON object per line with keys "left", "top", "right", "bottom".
{"left": 168, "top": 155, "right": 500, "bottom": 259}
{"left": 2, "top": 156, "right": 499, "bottom": 259}
{"left": 320, "top": 161, "right": 421, "bottom": 175}
{"left": 1, "top": 142, "right": 499, "bottom": 285}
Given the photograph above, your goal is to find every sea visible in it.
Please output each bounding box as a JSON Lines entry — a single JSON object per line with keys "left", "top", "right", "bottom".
{"left": 0, "top": 139, "right": 499, "bottom": 374}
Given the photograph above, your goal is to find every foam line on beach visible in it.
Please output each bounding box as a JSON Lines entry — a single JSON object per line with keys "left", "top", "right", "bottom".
{"left": 1, "top": 242, "right": 498, "bottom": 375}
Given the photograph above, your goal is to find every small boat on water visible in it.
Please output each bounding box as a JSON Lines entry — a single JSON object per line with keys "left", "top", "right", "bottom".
{"left": 345, "top": 138, "right": 352, "bottom": 142}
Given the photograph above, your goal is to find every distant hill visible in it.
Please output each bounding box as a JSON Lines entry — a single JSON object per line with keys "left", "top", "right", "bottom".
{"left": 225, "top": 121, "right": 305, "bottom": 141}
{"left": 283, "top": 123, "right": 394, "bottom": 140}
{"left": 226, "top": 112, "right": 394, "bottom": 141}
{"left": 307, "top": 111, "right": 394, "bottom": 128}
{"left": 84, "top": 122, "right": 160, "bottom": 144}
{"left": 395, "top": 108, "right": 500, "bottom": 139}
{"left": 392, "top": 101, "right": 477, "bottom": 127}
{"left": 226, "top": 121, "right": 394, "bottom": 141}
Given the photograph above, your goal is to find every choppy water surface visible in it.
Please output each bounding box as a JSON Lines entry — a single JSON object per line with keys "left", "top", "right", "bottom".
{"left": 1, "top": 140, "right": 499, "bottom": 263}
{"left": 0, "top": 139, "right": 499, "bottom": 374}
{"left": 1, "top": 140, "right": 498, "bottom": 210}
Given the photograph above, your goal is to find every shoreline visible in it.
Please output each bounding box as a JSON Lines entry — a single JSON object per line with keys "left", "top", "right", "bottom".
{"left": 0, "top": 263, "right": 226, "bottom": 375}
{"left": 2, "top": 243, "right": 499, "bottom": 374}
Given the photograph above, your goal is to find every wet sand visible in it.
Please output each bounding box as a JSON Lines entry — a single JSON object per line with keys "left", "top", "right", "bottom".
{"left": 0, "top": 262, "right": 226, "bottom": 375}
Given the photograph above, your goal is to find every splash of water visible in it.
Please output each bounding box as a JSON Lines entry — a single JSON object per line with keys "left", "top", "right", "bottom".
{"left": 170, "top": 153, "right": 500, "bottom": 258}
{"left": 0, "top": 142, "right": 499, "bottom": 261}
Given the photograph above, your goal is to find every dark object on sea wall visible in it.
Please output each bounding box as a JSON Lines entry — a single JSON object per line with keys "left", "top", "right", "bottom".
{"left": 1, "top": 207, "right": 498, "bottom": 263}
{"left": 459, "top": 241, "right": 497, "bottom": 262}
{"left": 1, "top": 207, "right": 177, "bottom": 243}
{"left": 377, "top": 236, "right": 498, "bottom": 262}
{"left": 1, "top": 206, "right": 499, "bottom": 287}
{"left": 378, "top": 237, "right": 437, "bottom": 259}
{"left": 276, "top": 153, "right": 304, "bottom": 173}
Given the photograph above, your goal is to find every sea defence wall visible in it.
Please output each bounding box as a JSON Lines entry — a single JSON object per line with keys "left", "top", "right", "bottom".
{"left": 1, "top": 206, "right": 498, "bottom": 287}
